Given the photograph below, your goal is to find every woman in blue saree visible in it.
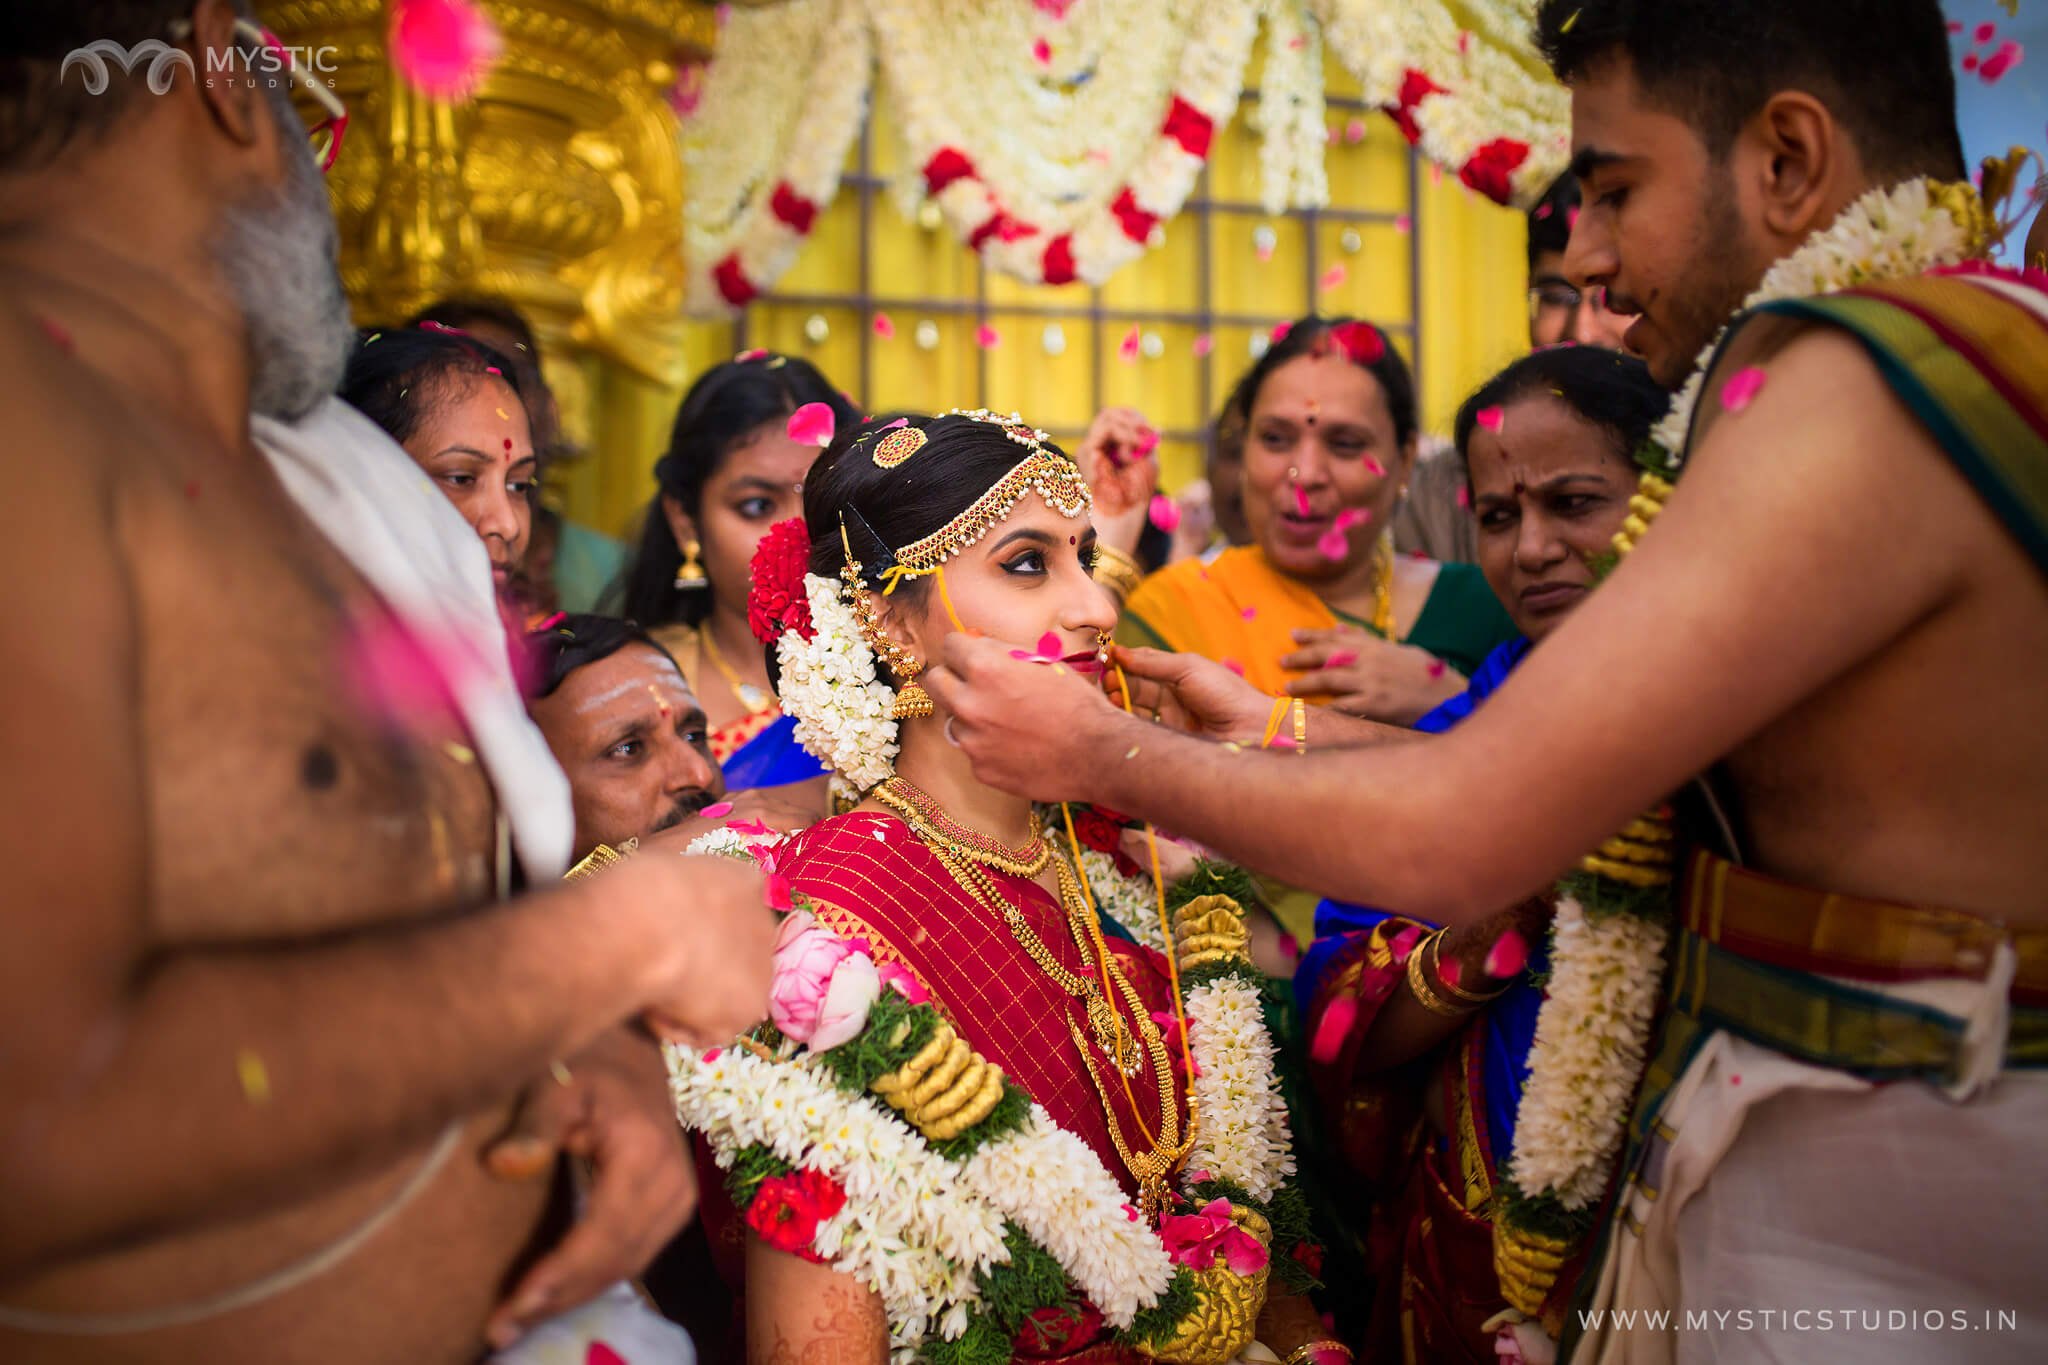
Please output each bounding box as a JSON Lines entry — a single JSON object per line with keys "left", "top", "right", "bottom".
{"left": 1294, "top": 346, "right": 1669, "bottom": 1362}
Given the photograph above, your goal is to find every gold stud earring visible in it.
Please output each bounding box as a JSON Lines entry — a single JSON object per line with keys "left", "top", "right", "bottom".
{"left": 674, "top": 540, "right": 708, "bottom": 591}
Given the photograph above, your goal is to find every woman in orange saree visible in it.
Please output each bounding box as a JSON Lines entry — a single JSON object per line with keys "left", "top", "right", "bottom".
{"left": 669, "top": 410, "right": 1330, "bottom": 1365}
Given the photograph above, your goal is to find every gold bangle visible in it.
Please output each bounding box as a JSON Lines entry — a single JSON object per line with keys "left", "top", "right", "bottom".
{"left": 1291, "top": 698, "right": 1307, "bottom": 754}
{"left": 1405, "top": 931, "right": 1471, "bottom": 1017}
{"left": 1284, "top": 1341, "right": 1354, "bottom": 1365}
{"left": 1429, "top": 928, "right": 1509, "bottom": 1004}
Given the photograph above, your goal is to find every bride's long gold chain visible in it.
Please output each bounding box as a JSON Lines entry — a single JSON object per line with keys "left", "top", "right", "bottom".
{"left": 875, "top": 777, "right": 1185, "bottom": 1203}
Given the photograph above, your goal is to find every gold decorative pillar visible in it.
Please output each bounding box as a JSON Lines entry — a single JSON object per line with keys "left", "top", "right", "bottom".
{"left": 261, "top": 0, "right": 721, "bottom": 534}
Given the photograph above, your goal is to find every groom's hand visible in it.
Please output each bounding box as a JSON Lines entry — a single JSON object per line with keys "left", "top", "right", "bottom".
{"left": 924, "top": 636, "right": 1134, "bottom": 805}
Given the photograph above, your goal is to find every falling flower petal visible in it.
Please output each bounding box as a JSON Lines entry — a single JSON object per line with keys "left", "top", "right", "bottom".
{"left": 388, "top": 0, "right": 502, "bottom": 101}
{"left": 1325, "top": 650, "right": 1358, "bottom": 668}
{"left": 1318, "top": 264, "right": 1347, "bottom": 292}
{"left": 1192, "top": 332, "right": 1214, "bottom": 357}
{"left": 1720, "top": 365, "right": 1768, "bottom": 412}
{"left": 1457, "top": 485, "right": 1471, "bottom": 510}
{"left": 1533, "top": 202, "right": 1553, "bottom": 220}
{"left": 1427, "top": 659, "right": 1446, "bottom": 679}
{"left": 1345, "top": 117, "right": 1367, "bottom": 144}
{"left": 1240, "top": 607, "right": 1257, "bottom": 621}
{"left": 974, "top": 324, "right": 1000, "bottom": 349}
{"left": 1948, "top": 20, "right": 1964, "bottom": 35}
{"left": 1133, "top": 426, "right": 1161, "bottom": 458}
{"left": 1394, "top": 213, "right": 1413, "bottom": 234}
{"left": 1475, "top": 406, "right": 1505, "bottom": 432}
{"left": 1150, "top": 493, "right": 1182, "bottom": 532}
{"left": 1485, "top": 928, "right": 1529, "bottom": 979}
{"left": 1309, "top": 993, "right": 1357, "bottom": 1065}
{"left": 1317, "top": 530, "right": 1349, "bottom": 561}
{"left": 341, "top": 616, "right": 475, "bottom": 730}
{"left": 1334, "top": 507, "right": 1372, "bottom": 532}
{"left": 1034, "top": 0, "right": 1076, "bottom": 17}
{"left": 1980, "top": 40, "right": 2023, "bottom": 83}
{"left": 1031, "top": 36, "right": 1052, "bottom": 66}
{"left": 786, "top": 402, "right": 836, "bottom": 447}
{"left": 701, "top": 801, "right": 734, "bottom": 819}
{"left": 1294, "top": 485, "right": 1313, "bottom": 517}
{"left": 1222, "top": 659, "right": 1245, "bottom": 677}
{"left": 877, "top": 963, "right": 929, "bottom": 1004}
{"left": 1976, "top": 21, "right": 1998, "bottom": 43}
{"left": 736, "top": 348, "right": 768, "bottom": 362}
{"left": 1035, "top": 631, "right": 1064, "bottom": 659}
{"left": 1118, "top": 325, "right": 1141, "bottom": 362}
{"left": 872, "top": 312, "right": 895, "bottom": 340}
{"left": 1964, "top": 52, "right": 1981, "bottom": 71}
{"left": 1271, "top": 321, "right": 1293, "bottom": 344}
{"left": 764, "top": 872, "right": 794, "bottom": 912}
{"left": 727, "top": 818, "right": 775, "bottom": 838}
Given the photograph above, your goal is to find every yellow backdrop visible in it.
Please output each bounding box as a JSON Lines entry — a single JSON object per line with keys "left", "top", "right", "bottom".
{"left": 560, "top": 46, "right": 1528, "bottom": 538}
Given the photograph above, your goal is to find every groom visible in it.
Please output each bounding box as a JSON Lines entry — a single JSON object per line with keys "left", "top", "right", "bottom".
{"left": 927, "top": 1, "right": 2048, "bottom": 1359}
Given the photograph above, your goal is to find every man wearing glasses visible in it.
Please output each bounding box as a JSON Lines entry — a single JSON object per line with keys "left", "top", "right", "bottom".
{"left": 0, "top": 3, "right": 774, "bottom": 1361}
{"left": 1526, "top": 171, "right": 1634, "bottom": 351}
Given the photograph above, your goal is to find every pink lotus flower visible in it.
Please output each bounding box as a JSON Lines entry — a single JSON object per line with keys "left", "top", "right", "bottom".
{"left": 787, "top": 402, "right": 836, "bottom": 448}
{"left": 771, "top": 914, "right": 880, "bottom": 1051}
{"left": 1159, "top": 1199, "right": 1270, "bottom": 1274}
{"left": 1719, "top": 365, "right": 1767, "bottom": 413}
{"left": 877, "top": 963, "right": 929, "bottom": 1004}
{"left": 389, "top": 0, "right": 502, "bottom": 101}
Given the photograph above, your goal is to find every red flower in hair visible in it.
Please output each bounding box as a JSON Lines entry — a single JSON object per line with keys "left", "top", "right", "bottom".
{"left": 1458, "top": 137, "right": 1530, "bottom": 206}
{"left": 1328, "top": 320, "right": 1386, "bottom": 366}
{"left": 743, "top": 1167, "right": 846, "bottom": 1260}
{"left": 748, "top": 518, "right": 814, "bottom": 644}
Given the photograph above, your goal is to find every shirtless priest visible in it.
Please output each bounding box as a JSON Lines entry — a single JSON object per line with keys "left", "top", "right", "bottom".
{"left": 928, "top": 2, "right": 2048, "bottom": 1361}
{"left": 0, "top": 3, "right": 773, "bottom": 1361}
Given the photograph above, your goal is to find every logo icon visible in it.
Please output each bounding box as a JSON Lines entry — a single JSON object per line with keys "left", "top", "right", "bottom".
{"left": 60, "top": 40, "right": 196, "bottom": 96}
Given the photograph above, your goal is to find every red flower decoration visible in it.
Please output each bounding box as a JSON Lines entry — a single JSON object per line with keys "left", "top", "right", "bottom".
{"left": 713, "top": 252, "right": 757, "bottom": 307}
{"left": 1458, "top": 137, "right": 1530, "bottom": 206}
{"left": 1161, "top": 96, "right": 1214, "bottom": 158}
{"left": 1072, "top": 806, "right": 1127, "bottom": 857}
{"left": 770, "top": 181, "right": 818, "bottom": 235}
{"left": 1111, "top": 187, "right": 1158, "bottom": 243}
{"left": 1385, "top": 69, "right": 1446, "bottom": 145}
{"left": 1290, "top": 1239, "right": 1326, "bottom": 1277}
{"left": 1042, "top": 234, "right": 1078, "bottom": 285}
{"left": 1328, "top": 320, "right": 1385, "bottom": 366}
{"left": 748, "top": 518, "right": 815, "bottom": 644}
{"left": 744, "top": 1167, "right": 847, "bottom": 1259}
{"left": 923, "top": 146, "right": 977, "bottom": 195}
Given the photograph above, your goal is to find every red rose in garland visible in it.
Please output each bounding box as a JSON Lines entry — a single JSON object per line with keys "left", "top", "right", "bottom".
{"left": 744, "top": 1167, "right": 848, "bottom": 1260}
{"left": 1458, "top": 137, "right": 1531, "bottom": 207}
{"left": 748, "top": 517, "right": 814, "bottom": 644}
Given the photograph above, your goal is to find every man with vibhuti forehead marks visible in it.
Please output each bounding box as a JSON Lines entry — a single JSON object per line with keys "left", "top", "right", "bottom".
{"left": 0, "top": 1, "right": 777, "bottom": 1360}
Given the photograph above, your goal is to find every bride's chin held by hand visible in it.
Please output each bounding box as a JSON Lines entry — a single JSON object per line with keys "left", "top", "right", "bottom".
{"left": 924, "top": 634, "right": 1124, "bottom": 804}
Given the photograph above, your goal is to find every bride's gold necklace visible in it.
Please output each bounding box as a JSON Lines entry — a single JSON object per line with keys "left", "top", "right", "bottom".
{"left": 875, "top": 777, "right": 1186, "bottom": 1204}
{"left": 873, "top": 774, "right": 1047, "bottom": 874}
{"left": 699, "top": 625, "right": 772, "bottom": 715}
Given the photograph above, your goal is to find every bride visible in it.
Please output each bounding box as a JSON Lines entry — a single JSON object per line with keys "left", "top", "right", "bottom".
{"left": 670, "top": 409, "right": 1333, "bottom": 1365}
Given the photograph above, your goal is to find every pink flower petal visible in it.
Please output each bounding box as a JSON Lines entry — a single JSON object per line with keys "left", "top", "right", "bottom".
{"left": 877, "top": 963, "right": 929, "bottom": 1004}
{"left": 1948, "top": 20, "right": 1964, "bottom": 35}
{"left": 1394, "top": 213, "right": 1412, "bottom": 234}
{"left": 1271, "top": 321, "right": 1293, "bottom": 344}
{"left": 701, "top": 801, "right": 734, "bottom": 819}
{"left": 727, "top": 818, "right": 775, "bottom": 837}
{"left": 764, "top": 872, "right": 794, "bottom": 913}
{"left": 1035, "top": 631, "right": 1064, "bottom": 660}
{"left": 1457, "top": 485, "right": 1471, "bottom": 510}
{"left": 1976, "top": 21, "right": 1998, "bottom": 43}
{"left": 1308, "top": 992, "right": 1357, "bottom": 1065}
{"left": 1345, "top": 117, "right": 1367, "bottom": 144}
{"left": 1219, "top": 1226, "right": 1271, "bottom": 1275}
{"left": 974, "top": 324, "right": 1000, "bottom": 349}
{"left": 736, "top": 348, "right": 767, "bottom": 362}
{"left": 1325, "top": 650, "right": 1358, "bottom": 668}
{"left": 1192, "top": 332, "right": 1214, "bottom": 357}
{"left": 1121, "top": 1202, "right": 1140, "bottom": 1221}
{"left": 1334, "top": 507, "right": 1371, "bottom": 532}
{"left": 1964, "top": 51, "right": 1981, "bottom": 71}
{"left": 786, "top": 402, "right": 836, "bottom": 447}
{"left": 1485, "top": 928, "right": 1529, "bottom": 979}
{"left": 1317, "top": 530, "right": 1349, "bottom": 561}
{"left": 1567, "top": 204, "right": 1581, "bottom": 231}
{"left": 341, "top": 615, "right": 474, "bottom": 729}
{"left": 1318, "top": 264, "right": 1347, "bottom": 292}
{"left": 1118, "top": 325, "right": 1141, "bottom": 362}
{"left": 1427, "top": 659, "right": 1446, "bottom": 679}
{"left": 1294, "top": 485, "right": 1313, "bottom": 517}
{"left": 1389, "top": 925, "right": 1423, "bottom": 962}
{"left": 703, "top": 1047, "right": 722, "bottom": 1063}
{"left": 1035, "top": 0, "right": 1076, "bottom": 17}
{"left": 872, "top": 312, "right": 895, "bottom": 340}
{"left": 1719, "top": 365, "right": 1768, "bottom": 412}
{"left": 1222, "top": 659, "right": 1245, "bottom": 677}
{"left": 1475, "top": 406, "right": 1505, "bottom": 433}
{"left": 388, "top": 0, "right": 502, "bottom": 101}
{"left": 1980, "top": 40, "right": 2023, "bottom": 83}
{"left": 1533, "top": 202, "right": 1553, "bottom": 221}
{"left": 1256, "top": 240, "right": 1276, "bottom": 263}
{"left": 1439, "top": 955, "right": 1463, "bottom": 990}
{"left": 1240, "top": 607, "right": 1257, "bottom": 621}
{"left": 1149, "top": 493, "right": 1182, "bottom": 532}
{"left": 1031, "top": 36, "right": 1052, "bottom": 66}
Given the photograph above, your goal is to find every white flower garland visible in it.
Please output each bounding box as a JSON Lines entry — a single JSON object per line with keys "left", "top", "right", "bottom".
{"left": 1312, "top": 0, "right": 1568, "bottom": 207}
{"left": 1184, "top": 979, "right": 1296, "bottom": 1202}
{"left": 1252, "top": 0, "right": 1330, "bottom": 215}
{"left": 1648, "top": 177, "right": 1978, "bottom": 467}
{"left": 1504, "top": 896, "right": 1667, "bottom": 1208}
{"left": 682, "top": 826, "right": 783, "bottom": 860}
{"left": 1077, "top": 847, "right": 1169, "bottom": 956}
{"left": 775, "top": 573, "right": 900, "bottom": 792}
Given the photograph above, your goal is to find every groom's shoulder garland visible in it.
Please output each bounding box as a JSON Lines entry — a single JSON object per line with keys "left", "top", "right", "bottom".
{"left": 672, "top": 833, "right": 1315, "bottom": 1365}
{"left": 1489, "top": 171, "right": 2008, "bottom": 1345}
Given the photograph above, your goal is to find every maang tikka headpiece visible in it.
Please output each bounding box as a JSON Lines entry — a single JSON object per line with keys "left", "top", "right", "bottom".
{"left": 887, "top": 408, "right": 1093, "bottom": 572}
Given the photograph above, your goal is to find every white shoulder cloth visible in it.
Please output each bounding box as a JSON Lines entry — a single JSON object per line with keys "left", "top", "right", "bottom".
{"left": 252, "top": 396, "right": 573, "bottom": 880}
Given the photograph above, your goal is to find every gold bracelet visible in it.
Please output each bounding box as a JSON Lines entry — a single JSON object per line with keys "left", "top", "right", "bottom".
{"left": 1429, "top": 927, "right": 1511, "bottom": 1005}
{"left": 1291, "top": 698, "right": 1307, "bottom": 754}
{"left": 1094, "top": 542, "right": 1145, "bottom": 602}
{"left": 1284, "top": 1341, "right": 1354, "bottom": 1365}
{"left": 1404, "top": 930, "right": 1471, "bottom": 1017}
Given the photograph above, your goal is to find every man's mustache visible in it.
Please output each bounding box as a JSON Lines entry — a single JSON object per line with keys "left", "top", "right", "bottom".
{"left": 648, "top": 790, "right": 720, "bottom": 835}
